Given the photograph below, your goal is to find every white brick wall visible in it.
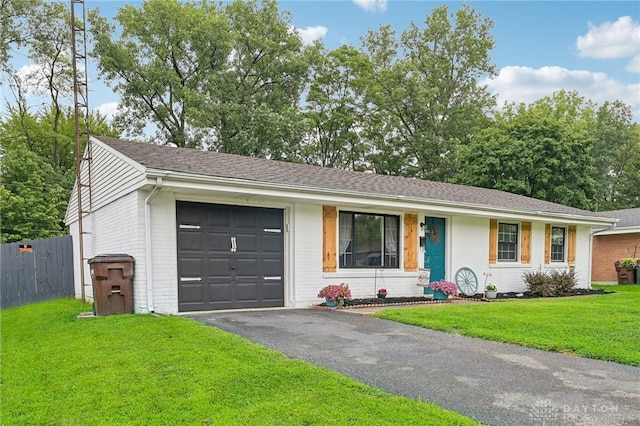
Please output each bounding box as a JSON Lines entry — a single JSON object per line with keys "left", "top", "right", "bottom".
{"left": 148, "top": 192, "right": 178, "bottom": 314}
{"left": 69, "top": 191, "right": 146, "bottom": 308}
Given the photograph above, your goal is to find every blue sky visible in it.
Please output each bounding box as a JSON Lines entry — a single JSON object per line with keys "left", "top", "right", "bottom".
{"left": 5, "top": 0, "right": 640, "bottom": 123}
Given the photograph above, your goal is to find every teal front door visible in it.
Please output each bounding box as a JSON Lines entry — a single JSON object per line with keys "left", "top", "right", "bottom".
{"left": 424, "top": 217, "right": 445, "bottom": 282}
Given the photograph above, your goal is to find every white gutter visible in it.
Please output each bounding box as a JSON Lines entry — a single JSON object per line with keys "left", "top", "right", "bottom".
{"left": 144, "top": 176, "right": 163, "bottom": 312}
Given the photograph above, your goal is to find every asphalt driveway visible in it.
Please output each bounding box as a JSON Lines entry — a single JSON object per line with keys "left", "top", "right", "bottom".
{"left": 187, "top": 309, "right": 640, "bottom": 426}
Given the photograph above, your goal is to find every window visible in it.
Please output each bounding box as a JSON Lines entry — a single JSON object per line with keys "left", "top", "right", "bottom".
{"left": 339, "top": 212, "right": 399, "bottom": 268}
{"left": 497, "top": 223, "right": 518, "bottom": 261}
{"left": 551, "top": 227, "right": 565, "bottom": 262}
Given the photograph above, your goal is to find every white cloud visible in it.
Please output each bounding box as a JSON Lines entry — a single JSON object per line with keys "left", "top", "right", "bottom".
{"left": 95, "top": 102, "right": 119, "bottom": 119}
{"left": 295, "top": 26, "right": 328, "bottom": 45}
{"left": 576, "top": 16, "right": 640, "bottom": 73}
{"left": 625, "top": 54, "right": 640, "bottom": 73}
{"left": 577, "top": 16, "right": 640, "bottom": 59}
{"left": 353, "top": 0, "right": 387, "bottom": 13}
{"left": 484, "top": 65, "right": 640, "bottom": 121}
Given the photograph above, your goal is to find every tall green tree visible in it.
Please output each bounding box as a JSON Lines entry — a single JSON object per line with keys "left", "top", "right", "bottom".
{"left": 361, "top": 4, "right": 496, "bottom": 180}
{"left": 195, "top": 0, "right": 309, "bottom": 158}
{"left": 89, "top": 0, "right": 231, "bottom": 147}
{"left": 453, "top": 91, "right": 597, "bottom": 210}
{"left": 0, "top": 146, "right": 68, "bottom": 243}
{"left": 0, "top": 107, "right": 120, "bottom": 241}
{"left": 591, "top": 101, "right": 640, "bottom": 210}
{"left": 300, "top": 44, "right": 372, "bottom": 169}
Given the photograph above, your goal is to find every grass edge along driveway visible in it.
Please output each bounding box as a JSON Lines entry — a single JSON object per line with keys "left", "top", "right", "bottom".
{"left": 375, "top": 285, "right": 640, "bottom": 367}
{"left": 1, "top": 299, "right": 478, "bottom": 426}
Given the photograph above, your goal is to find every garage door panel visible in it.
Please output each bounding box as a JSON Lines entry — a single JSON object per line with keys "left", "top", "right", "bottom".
{"left": 235, "top": 258, "right": 258, "bottom": 277}
{"left": 236, "top": 233, "right": 257, "bottom": 253}
{"left": 178, "top": 257, "right": 203, "bottom": 278}
{"left": 207, "top": 205, "right": 231, "bottom": 227}
{"left": 236, "top": 208, "right": 258, "bottom": 228}
{"left": 262, "top": 258, "right": 283, "bottom": 276}
{"left": 208, "top": 232, "right": 231, "bottom": 253}
{"left": 235, "top": 282, "right": 258, "bottom": 302}
{"left": 262, "top": 281, "right": 284, "bottom": 300}
{"left": 262, "top": 234, "right": 283, "bottom": 253}
{"left": 178, "top": 232, "right": 203, "bottom": 251}
{"left": 179, "top": 283, "right": 205, "bottom": 304}
{"left": 207, "top": 257, "right": 231, "bottom": 278}
{"left": 208, "top": 282, "right": 233, "bottom": 302}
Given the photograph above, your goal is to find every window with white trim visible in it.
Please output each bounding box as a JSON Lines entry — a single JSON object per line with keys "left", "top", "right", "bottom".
{"left": 497, "top": 223, "right": 518, "bottom": 262}
{"left": 551, "top": 227, "right": 566, "bottom": 262}
{"left": 339, "top": 212, "right": 399, "bottom": 268}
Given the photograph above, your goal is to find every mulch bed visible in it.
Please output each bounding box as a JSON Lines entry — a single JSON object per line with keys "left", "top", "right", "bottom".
{"left": 313, "top": 288, "right": 614, "bottom": 309}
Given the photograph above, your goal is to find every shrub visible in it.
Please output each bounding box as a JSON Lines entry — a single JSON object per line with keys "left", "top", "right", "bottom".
{"left": 523, "top": 269, "right": 578, "bottom": 297}
{"left": 523, "top": 270, "right": 554, "bottom": 297}
{"left": 549, "top": 269, "right": 578, "bottom": 296}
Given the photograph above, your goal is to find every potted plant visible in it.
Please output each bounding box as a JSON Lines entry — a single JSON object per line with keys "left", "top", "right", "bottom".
{"left": 376, "top": 288, "right": 388, "bottom": 298}
{"left": 318, "top": 283, "right": 352, "bottom": 307}
{"left": 615, "top": 258, "right": 637, "bottom": 285}
{"left": 428, "top": 280, "right": 458, "bottom": 300}
{"left": 485, "top": 283, "right": 498, "bottom": 299}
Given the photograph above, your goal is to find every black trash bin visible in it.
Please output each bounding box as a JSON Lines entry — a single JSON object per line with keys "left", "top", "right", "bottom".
{"left": 635, "top": 262, "right": 640, "bottom": 285}
{"left": 88, "top": 255, "right": 134, "bottom": 316}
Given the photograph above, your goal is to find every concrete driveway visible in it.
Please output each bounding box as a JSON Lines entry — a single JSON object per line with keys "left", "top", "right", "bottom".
{"left": 187, "top": 309, "right": 640, "bottom": 426}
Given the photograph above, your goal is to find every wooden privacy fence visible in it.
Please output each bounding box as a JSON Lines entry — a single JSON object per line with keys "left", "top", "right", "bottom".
{"left": 1, "top": 236, "right": 75, "bottom": 309}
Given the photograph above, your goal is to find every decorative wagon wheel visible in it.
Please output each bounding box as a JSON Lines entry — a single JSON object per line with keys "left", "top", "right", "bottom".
{"left": 455, "top": 267, "right": 479, "bottom": 296}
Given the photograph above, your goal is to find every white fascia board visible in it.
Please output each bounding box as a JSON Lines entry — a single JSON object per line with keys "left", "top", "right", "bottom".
{"left": 593, "top": 226, "right": 640, "bottom": 236}
{"left": 145, "top": 170, "right": 617, "bottom": 226}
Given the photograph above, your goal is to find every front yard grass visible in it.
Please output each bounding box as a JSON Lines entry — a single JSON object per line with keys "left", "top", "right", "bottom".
{"left": 375, "top": 285, "right": 640, "bottom": 366}
{"left": 1, "top": 299, "right": 477, "bottom": 425}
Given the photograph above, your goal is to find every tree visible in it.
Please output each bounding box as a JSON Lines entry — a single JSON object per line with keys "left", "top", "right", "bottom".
{"left": 299, "top": 44, "right": 372, "bottom": 169}
{"left": 591, "top": 101, "right": 640, "bottom": 210}
{"left": 89, "top": 0, "right": 231, "bottom": 147}
{"left": 453, "top": 91, "right": 597, "bottom": 210}
{"left": 195, "top": 0, "right": 310, "bottom": 158}
{"left": 361, "top": 4, "right": 496, "bottom": 181}
{"left": 0, "top": 146, "right": 68, "bottom": 243}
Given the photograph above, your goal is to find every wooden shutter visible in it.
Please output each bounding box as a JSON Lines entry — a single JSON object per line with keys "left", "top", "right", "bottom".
{"left": 489, "top": 219, "right": 497, "bottom": 264}
{"left": 568, "top": 226, "right": 576, "bottom": 265}
{"left": 520, "top": 222, "right": 531, "bottom": 264}
{"left": 403, "top": 214, "right": 418, "bottom": 272}
{"left": 322, "top": 206, "right": 337, "bottom": 272}
{"left": 544, "top": 224, "right": 551, "bottom": 264}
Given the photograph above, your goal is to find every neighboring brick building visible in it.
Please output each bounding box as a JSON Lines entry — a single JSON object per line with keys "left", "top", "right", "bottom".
{"left": 592, "top": 208, "right": 640, "bottom": 282}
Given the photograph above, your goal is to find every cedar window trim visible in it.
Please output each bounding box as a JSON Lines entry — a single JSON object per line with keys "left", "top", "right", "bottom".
{"left": 339, "top": 211, "right": 400, "bottom": 269}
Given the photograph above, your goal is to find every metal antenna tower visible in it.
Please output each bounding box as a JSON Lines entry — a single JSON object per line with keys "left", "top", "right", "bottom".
{"left": 70, "top": 0, "right": 92, "bottom": 303}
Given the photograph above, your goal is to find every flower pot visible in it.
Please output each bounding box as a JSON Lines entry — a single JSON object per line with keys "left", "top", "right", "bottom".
{"left": 377, "top": 294, "right": 387, "bottom": 298}
{"left": 486, "top": 290, "right": 497, "bottom": 299}
{"left": 325, "top": 299, "right": 337, "bottom": 308}
{"left": 433, "top": 290, "right": 448, "bottom": 300}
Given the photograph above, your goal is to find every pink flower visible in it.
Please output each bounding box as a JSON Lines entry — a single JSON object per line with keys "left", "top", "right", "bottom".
{"left": 318, "top": 283, "right": 352, "bottom": 302}
{"left": 428, "top": 280, "right": 459, "bottom": 296}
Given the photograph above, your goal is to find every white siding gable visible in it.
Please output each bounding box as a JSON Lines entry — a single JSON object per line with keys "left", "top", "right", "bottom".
{"left": 65, "top": 137, "right": 146, "bottom": 225}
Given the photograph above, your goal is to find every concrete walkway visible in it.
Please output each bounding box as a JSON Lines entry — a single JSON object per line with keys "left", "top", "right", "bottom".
{"left": 187, "top": 309, "right": 640, "bottom": 426}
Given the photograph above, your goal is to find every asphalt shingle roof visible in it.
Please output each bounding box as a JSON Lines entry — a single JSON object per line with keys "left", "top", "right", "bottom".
{"left": 596, "top": 208, "right": 640, "bottom": 228}
{"left": 97, "top": 136, "right": 608, "bottom": 219}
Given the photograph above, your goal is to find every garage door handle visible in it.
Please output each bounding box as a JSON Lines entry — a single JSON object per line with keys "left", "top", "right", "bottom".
{"left": 230, "top": 237, "right": 237, "bottom": 252}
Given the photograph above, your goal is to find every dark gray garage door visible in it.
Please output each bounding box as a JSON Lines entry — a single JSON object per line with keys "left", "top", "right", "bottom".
{"left": 177, "top": 201, "right": 284, "bottom": 312}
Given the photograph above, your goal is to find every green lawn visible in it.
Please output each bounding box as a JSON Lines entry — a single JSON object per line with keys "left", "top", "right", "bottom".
{"left": 1, "top": 299, "right": 477, "bottom": 426}
{"left": 375, "top": 285, "right": 640, "bottom": 366}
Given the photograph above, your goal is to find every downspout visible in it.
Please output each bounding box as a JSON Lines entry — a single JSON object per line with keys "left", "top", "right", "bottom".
{"left": 144, "top": 177, "right": 163, "bottom": 312}
{"left": 587, "top": 222, "right": 618, "bottom": 288}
